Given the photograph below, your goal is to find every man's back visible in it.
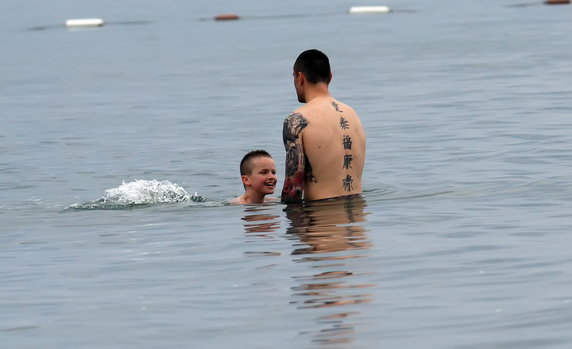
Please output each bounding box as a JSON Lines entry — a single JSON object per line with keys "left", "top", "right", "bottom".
{"left": 280, "top": 49, "right": 366, "bottom": 203}
{"left": 296, "top": 96, "right": 366, "bottom": 201}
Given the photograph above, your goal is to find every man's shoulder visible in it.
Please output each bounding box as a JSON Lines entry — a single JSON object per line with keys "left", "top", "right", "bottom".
{"left": 286, "top": 106, "right": 310, "bottom": 118}
{"left": 284, "top": 110, "right": 311, "bottom": 129}
{"left": 286, "top": 104, "right": 325, "bottom": 125}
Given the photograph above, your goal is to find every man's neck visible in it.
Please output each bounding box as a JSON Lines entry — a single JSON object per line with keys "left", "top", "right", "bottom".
{"left": 304, "top": 84, "right": 331, "bottom": 103}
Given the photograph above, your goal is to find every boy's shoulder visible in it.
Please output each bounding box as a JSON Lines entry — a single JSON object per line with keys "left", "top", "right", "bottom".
{"left": 230, "top": 195, "right": 278, "bottom": 205}
{"left": 230, "top": 195, "right": 246, "bottom": 205}
{"left": 264, "top": 196, "right": 279, "bottom": 203}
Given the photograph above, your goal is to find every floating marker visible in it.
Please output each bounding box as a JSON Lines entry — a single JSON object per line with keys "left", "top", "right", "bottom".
{"left": 64, "top": 18, "right": 105, "bottom": 28}
{"left": 544, "top": 0, "right": 569, "bottom": 4}
{"left": 349, "top": 6, "right": 391, "bottom": 14}
{"left": 214, "top": 14, "right": 240, "bottom": 21}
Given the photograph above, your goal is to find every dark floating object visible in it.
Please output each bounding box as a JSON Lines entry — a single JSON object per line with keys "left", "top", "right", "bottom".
{"left": 214, "top": 14, "right": 240, "bottom": 21}
{"left": 544, "top": 0, "right": 570, "bottom": 4}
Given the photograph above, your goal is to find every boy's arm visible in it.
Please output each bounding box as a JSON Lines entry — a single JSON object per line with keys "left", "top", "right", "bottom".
{"left": 281, "top": 112, "right": 308, "bottom": 203}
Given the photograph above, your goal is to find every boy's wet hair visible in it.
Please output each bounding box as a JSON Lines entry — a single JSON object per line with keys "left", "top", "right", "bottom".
{"left": 240, "top": 150, "right": 273, "bottom": 175}
{"left": 294, "top": 49, "right": 331, "bottom": 84}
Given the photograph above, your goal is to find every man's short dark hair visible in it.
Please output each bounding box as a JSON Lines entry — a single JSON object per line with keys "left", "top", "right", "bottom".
{"left": 293, "top": 49, "right": 331, "bottom": 85}
{"left": 240, "top": 150, "right": 272, "bottom": 175}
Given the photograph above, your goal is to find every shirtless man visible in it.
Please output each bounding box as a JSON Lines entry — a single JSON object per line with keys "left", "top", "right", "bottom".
{"left": 281, "top": 49, "right": 366, "bottom": 203}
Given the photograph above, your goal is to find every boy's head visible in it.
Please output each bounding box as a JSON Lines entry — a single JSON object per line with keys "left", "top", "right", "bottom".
{"left": 240, "top": 150, "right": 277, "bottom": 195}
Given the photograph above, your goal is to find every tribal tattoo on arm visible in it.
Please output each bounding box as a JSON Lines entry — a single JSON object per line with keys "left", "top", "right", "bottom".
{"left": 281, "top": 112, "right": 309, "bottom": 203}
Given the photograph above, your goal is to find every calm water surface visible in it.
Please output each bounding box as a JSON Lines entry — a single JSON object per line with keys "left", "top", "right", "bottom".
{"left": 1, "top": 0, "right": 571, "bottom": 348}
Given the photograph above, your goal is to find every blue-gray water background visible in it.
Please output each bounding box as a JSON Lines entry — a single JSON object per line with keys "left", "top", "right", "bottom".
{"left": 1, "top": 0, "right": 571, "bottom": 348}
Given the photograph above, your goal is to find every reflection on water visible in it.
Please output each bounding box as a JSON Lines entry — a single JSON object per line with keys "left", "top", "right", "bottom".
{"left": 241, "top": 205, "right": 283, "bottom": 263}
{"left": 285, "top": 195, "right": 374, "bottom": 346}
{"left": 238, "top": 197, "right": 374, "bottom": 346}
{"left": 286, "top": 195, "right": 371, "bottom": 255}
{"left": 241, "top": 206, "right": 281, "bottom": 237}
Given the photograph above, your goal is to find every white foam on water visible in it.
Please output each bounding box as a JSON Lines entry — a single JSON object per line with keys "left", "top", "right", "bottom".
{"left": 67, "top": 179, "right": 207, "bottom": 210}
{"left": 101, "top": 179, "right": 203, "bottom": 205}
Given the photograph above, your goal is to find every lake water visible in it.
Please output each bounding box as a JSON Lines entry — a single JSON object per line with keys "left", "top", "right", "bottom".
{"left": 1, "top": 0, "right": 571, "bottom": 347}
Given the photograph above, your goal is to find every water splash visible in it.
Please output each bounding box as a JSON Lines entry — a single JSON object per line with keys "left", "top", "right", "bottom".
{"left": 69, "top": 179, "right": 205, "bottom": 210}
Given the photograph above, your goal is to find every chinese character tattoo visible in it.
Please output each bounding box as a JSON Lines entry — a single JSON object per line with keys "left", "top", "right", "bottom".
{"left": 342, "top": 135, "right": 352, "bottom": 150}
{"left": 339, "top": 116, "right": 350, "bottom": 130}
{"left": 343, "top": 154, "right": 353, "bottom": 169}
{"left": 342, "top": 175, "right": 354, "bottom": 192}
{"left": 332, "top": 101, "right": 343, "bottom": 113}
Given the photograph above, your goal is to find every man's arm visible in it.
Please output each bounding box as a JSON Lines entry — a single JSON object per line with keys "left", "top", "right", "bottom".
{"left": 281, "top": 112, "right": 309, "bottom": 203}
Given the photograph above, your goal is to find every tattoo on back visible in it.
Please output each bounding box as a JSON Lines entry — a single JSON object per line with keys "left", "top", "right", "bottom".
{"left": 332, "top": 101, "right": 343, "bottom": 113}
{"left": 343, "top": 154, "right": 353, "bottom": 169}
{"left": 339, "top": 116, "right": 350, "bottom": 130}
{"left": 342, "top": 175, "right": 354, "bottom": 192}
{"left": 343, "top": 135, "right": 352, "bottom": 150}
{"left": 334, "top": 100, "right": 356, "bottom": 192}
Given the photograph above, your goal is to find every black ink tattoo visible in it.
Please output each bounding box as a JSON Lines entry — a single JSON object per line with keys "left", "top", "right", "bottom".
{"left": 342, "top": 175, "right": 354, "bottom": 192}
{"left": 286, "top": 147, "right": 299, "bottom": 177}
{"left": 332, "top": 101, "right": 343, "bottom": 113}
{"left": 283, "top": 112, "right": 309, "bottom": 177}
{"left": 343, "top": 154, "right": 353, "bottom": 169}
{"left": 283, "top": 112, "right": 308, "bottom": 143}
{"left": 339, "top": 116, "right": 350, "bottom": 130}
{"left": 342, "top": 135, "right": 352, "bottom": 150}
{"left": 305, "top": 155, "right": 317, "bottom": 183}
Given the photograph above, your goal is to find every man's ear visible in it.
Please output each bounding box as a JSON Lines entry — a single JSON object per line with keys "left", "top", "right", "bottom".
{"left": 328, "top": 72, "right": 333, "bottom": 84}
{"left": 297, "top": 72, "right": 305, "bottom": 86}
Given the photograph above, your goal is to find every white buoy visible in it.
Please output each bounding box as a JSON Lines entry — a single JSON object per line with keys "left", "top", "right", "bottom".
{"left": 348, "top": 6, "right": 391, "bottom": 14}
{"left": 64, "top": 18, "right": 105, "bottom": 28}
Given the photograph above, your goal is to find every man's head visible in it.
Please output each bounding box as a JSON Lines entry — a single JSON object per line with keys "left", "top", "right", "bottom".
{"left": 293, "top": 49, "right": 332, "bottom": 103}
{"left": 240, "top": 150, "right": 277, "bottom": 194}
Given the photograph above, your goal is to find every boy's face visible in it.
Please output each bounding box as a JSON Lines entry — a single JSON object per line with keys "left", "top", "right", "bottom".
{"left": 244, "top": 157, "right": 277, "bottom": 195}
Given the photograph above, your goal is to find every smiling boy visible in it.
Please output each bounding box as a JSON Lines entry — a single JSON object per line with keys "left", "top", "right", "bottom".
{"left": 231, "top": 150, "right": 278, "bottom": 204}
